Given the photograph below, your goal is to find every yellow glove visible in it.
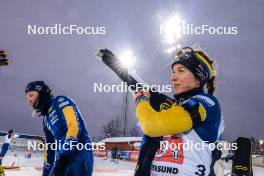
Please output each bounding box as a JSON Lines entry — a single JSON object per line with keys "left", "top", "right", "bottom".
{"left": 0, "top": 164, "right": 5, "bottom": 176}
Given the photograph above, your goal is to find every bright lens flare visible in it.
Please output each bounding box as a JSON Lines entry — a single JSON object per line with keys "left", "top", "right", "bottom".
{"left": 166, "top": 44, "right": 181, "bottom": 54}
{"left": 166, "top": 46, "right": 176, "bottom": 54}
{"left": 119, "top": 50, "right": 136, "bottom": 68}
{"left": 161, "top": 15, "right": 183, "bottom": 45}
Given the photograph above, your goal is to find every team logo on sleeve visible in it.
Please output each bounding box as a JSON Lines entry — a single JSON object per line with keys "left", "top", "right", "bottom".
{"left": 58, "top": 97, "right": 65, "bottom": 102}
{"left": 59, "top": 101, "right": 69, "bottom": 108}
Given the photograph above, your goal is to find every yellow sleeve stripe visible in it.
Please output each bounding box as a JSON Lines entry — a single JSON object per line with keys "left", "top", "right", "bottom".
{"left": 195, "top": 52, "right": 213, "bottom": 79}
{"left": 198, "top": 103, "right": 206, "bottom": 121}
{"left": 62, "top": 106, "right": 79, "bottom": 139}
{"left": 44, "top": 144, "right": 47, "bottom": 163}
{"left": 136, "top": 101, "right": 193, "bottom": 137}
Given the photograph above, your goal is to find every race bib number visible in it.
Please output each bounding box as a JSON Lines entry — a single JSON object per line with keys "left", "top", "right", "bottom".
{"left": 154, "top": 137, "right": 184, "bottom": 164}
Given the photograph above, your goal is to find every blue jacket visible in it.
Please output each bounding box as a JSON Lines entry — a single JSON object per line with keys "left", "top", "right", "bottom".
{"left": 42, "top": 96, "right": 93, "bottom": 176}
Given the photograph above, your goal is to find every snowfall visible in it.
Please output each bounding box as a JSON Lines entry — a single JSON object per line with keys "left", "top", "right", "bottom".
{"left": 1, "top": 148, "right": 264, "bottom": 176}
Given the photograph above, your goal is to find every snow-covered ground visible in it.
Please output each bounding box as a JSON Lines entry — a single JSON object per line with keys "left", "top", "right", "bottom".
{"left": 1, "top": 149, "right": 264, "bottom": 176}
{"left": 2, "top": 149, "right": 136, "bottom": 176}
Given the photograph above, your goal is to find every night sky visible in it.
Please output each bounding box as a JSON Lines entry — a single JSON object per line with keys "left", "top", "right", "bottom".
{"left": 0, "top": 0, "right": 263, "bottom": 141}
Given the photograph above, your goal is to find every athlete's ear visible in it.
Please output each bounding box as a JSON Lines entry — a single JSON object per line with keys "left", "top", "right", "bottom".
{"left": 194, "top": 79, "right": 200, "bottom": 87}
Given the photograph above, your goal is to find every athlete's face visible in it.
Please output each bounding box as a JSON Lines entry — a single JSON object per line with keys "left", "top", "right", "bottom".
{"left": 26, "top": 91, "right": 39, "bottom": 109}
{"left": 171, "top": 64, "right": 200, "bottom": 94}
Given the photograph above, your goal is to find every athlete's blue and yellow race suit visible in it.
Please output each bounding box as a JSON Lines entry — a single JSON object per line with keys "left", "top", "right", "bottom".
{"left": 42, "top": 96, "right": 93, "bottom": 176}
{"left": 135, "top": 88, "right": 224, "bottom": 176}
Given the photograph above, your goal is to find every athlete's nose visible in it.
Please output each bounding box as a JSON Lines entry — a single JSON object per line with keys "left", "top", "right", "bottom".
{"left": 171, "top": 72, "right": 178, "bottom": 83}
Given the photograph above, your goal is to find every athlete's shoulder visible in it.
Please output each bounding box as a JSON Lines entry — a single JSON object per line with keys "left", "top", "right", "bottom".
{"left": 53, "top": 95, "right": 71, "bottom": 102}
{"left": 191, "top": 92, "right": 221, "bottom": 123}
{"left": 190, "top": 93, "right": 223, "bottom": 142}
{"left": 52, "top": 96, "right": 75, "bottom": 109}
{"left": 193, "top": 93, "right": 220, "bottom": 108}
{"left": 4, "top": 134, "right": 9, "bottom": 139}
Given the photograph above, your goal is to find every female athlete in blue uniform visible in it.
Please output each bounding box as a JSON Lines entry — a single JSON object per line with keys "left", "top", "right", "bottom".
{"left": 133, "top": 47, "right": 224, "bottom": 176}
